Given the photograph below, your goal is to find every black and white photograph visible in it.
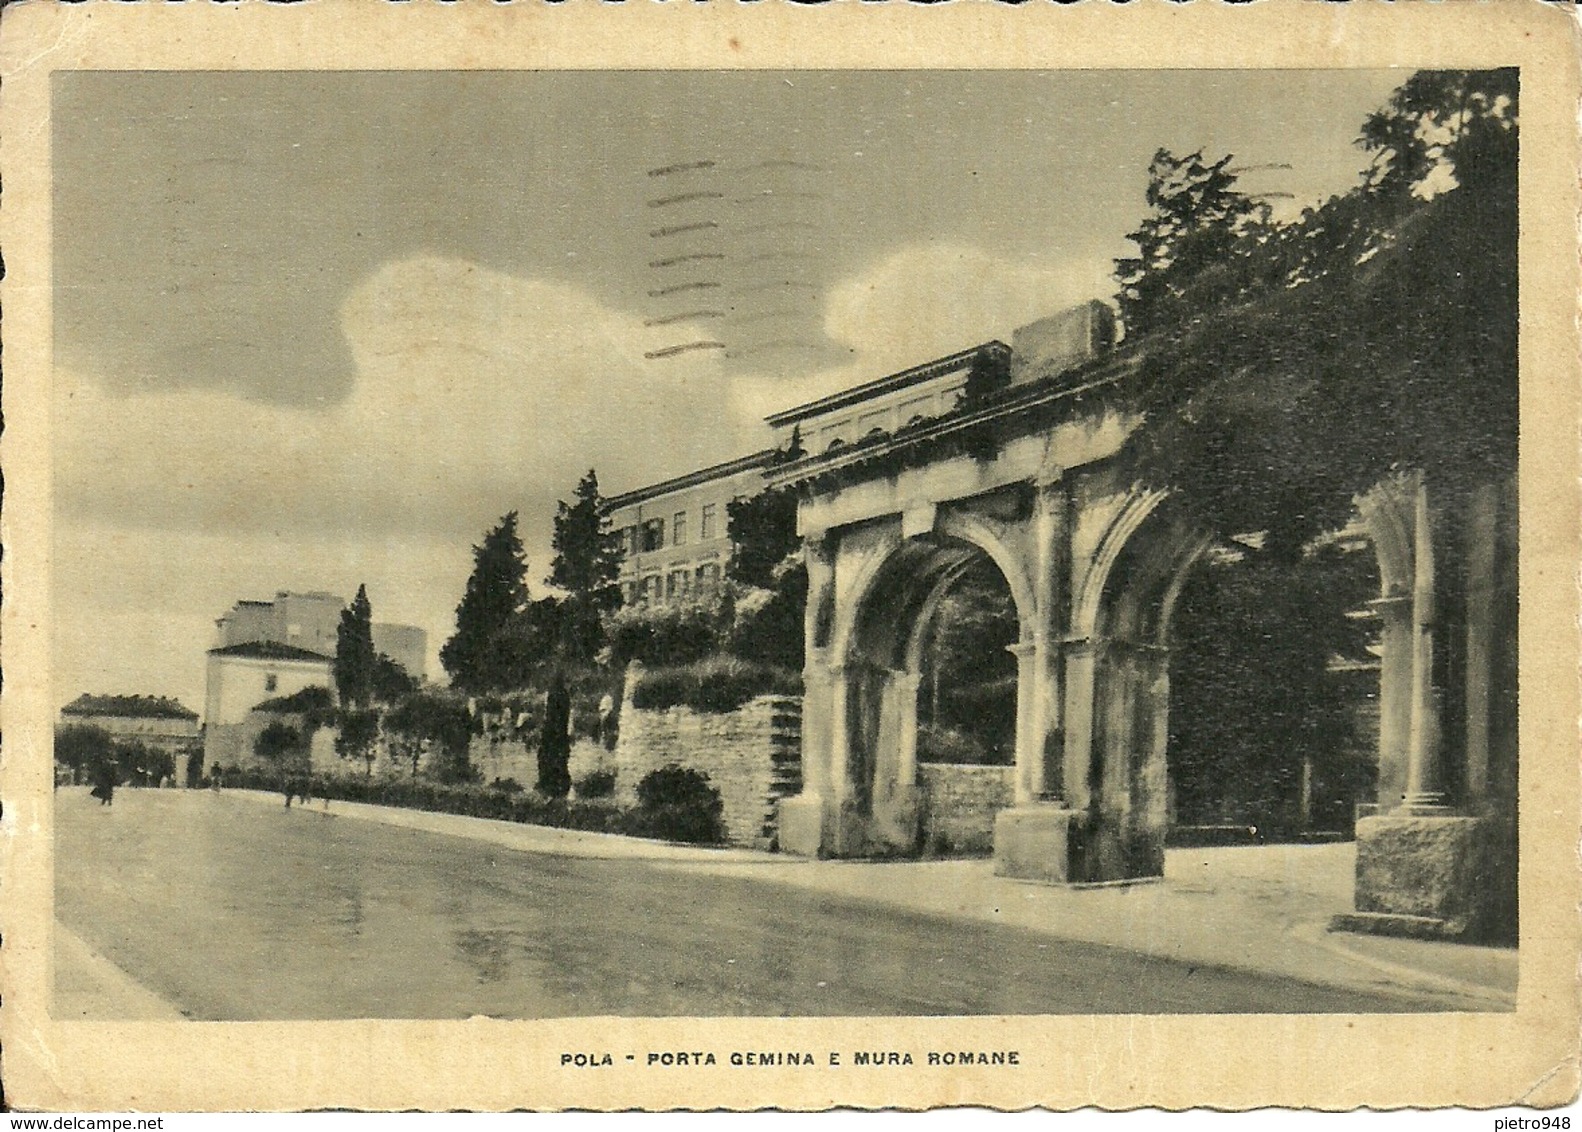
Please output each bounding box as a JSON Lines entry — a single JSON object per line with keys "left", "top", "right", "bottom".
{"left": 4, "top": 0, "right": 1578, "bottom": 1115}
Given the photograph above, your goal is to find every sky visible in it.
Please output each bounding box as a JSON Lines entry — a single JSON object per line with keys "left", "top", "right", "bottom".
{"left": 52, "top": 67, "right": 1408, "bottom": 715}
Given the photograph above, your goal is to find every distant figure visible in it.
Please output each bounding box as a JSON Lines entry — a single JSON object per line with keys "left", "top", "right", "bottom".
{"left": 89, "top": 762, "right": 116, "bottom": 806}
{"left": 210, "top": 764, "right": 224, "bottom": 791}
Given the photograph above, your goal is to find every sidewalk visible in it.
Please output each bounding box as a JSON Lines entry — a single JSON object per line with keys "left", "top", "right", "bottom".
{"left": 232, "top": 787, "right": 1517, "bottom": 1010}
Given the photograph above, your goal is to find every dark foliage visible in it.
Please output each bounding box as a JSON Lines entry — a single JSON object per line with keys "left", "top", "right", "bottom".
{"left": 223, "top": 766, "right": 727, "bottom": 846}
{"left": 629, "top": 656, "right": 801, "bottom": 715}
{"left": 442, "top": 513, "right": 534, "bottom": 694}
{"left": 607, "top": 599, "right": 722, "bottom": 668}
{"left": 53, "top": 723, "right": 115, "bottom": 770}
{"left": 253, "top": 720, "right": 305, "bottom": 762}
{"left": 1117, "top": 70, "right": 1517, "bottom": 551}
{"left": 633, "top": 764, "right": 725, "bottom": 844}
{"left": 335, "top": 585, "right": 376, "bottom": 710}
{"left": 726, "top": 487, "right": 801, "bottom": 591}
{"left": 1169, "top": 542, "right": 1378, "bottom": 836}
{"left": 371, "top": 653, "right": 419, "bottom": 704}
{"left": 536, "top": 672, "right": 573, "bottom": 799}
{"left": 384, "top": 689, "right": 473, "bottom": 781}
{"left": 550, "top": 470, "right": 624, "bottom": 663}
{"left": 574, "top": 768, "right": 617, "bottom": 799}
{"left": 335, "top": 707, "right": 382, "bottom": 776}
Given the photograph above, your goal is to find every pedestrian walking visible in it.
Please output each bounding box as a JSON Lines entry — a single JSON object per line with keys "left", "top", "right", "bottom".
{"left": 89, "top": 760, "right": 116, "bottom": 806}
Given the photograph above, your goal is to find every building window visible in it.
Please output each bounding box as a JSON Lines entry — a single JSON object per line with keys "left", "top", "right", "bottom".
{"left": 667, "top": 569, "right": 690, "bottom": 599}
{"left": 700, "top": 503, "right": 717, "bottom": 541}
{"left": 673, "top": 511, "right": 687, "bottom": 547}
{"left": 621, "top": 581, "right": 636, "bottom": 605}
{"left": 641, "top": 518, "right": 665, "bottom": 552}
{"left": 642, "top": 575, "right": 663, "bottom": 604}
{"left": 696, "top": 562, "right": 721, "bottom": 592}
{"left": 620, "top": 526, "right": 638, "bottom": 557}
{"left": 265, "top": 674, "right": 278, "bottom": 693}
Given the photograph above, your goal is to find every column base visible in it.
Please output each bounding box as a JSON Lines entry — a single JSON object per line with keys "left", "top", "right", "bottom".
{"left": 993, "top": 805, "right": 1082, "bottom": 884}
{"left": 871, "top": 783, "right": 922, "bottom": 855}
{"left": 776, "top": 793, "right": 826, "bottom": 858}
{"left": 1340, "top": 812, "right": 1484, "bottom": 939}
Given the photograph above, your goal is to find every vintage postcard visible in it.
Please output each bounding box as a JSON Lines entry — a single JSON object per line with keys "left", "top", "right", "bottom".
{"left": 2, "top": 0, "right": 1578, "bottom": 1114}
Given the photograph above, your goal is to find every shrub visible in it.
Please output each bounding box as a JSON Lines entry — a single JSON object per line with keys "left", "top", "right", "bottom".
{"left": 633, "top": 764, "right": 724, "bottom": 844}
{"left": 574, "top": 768, "right": 616, "bottom": 799}
{"left": 491, "top": 777, "right": 526, "bottom": 793}
{"left": 254, "top": 720, "right": 305, "bottom": 762}
{"left": 630, "top": 655, "right": 800, "bottom": 715}
{"left": 607, "top": 596, "right": 723, "bottom": 667}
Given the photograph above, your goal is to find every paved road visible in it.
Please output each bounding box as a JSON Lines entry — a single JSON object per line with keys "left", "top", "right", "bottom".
{"left": 56, "top": 789, "right": 1446, "bottom": 1019}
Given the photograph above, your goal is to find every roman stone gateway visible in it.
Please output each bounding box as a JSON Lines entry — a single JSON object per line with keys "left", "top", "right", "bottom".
{"left": 768, "top": 304, "right": 1517, "bottom": 941}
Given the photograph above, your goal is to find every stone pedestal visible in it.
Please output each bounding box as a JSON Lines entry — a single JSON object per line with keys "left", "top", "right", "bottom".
{"left": 777, "top": 793, "right": 826, "bottom": 857}
{"left": 871, "top": 783, "right": 922, "bottom": 855}
{"left": 1333, "top": 813, "right": 1484, "bottom": 939}
{"left": 993, "top": 805, "right": 1082, "bottom": 883}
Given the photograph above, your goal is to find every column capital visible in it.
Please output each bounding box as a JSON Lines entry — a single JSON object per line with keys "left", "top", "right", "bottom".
{"left": 1005, "top": 641, "right": 1038, "bottom": 661}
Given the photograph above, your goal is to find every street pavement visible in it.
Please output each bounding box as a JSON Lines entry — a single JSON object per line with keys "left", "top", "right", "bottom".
{"left": 54, "top": 787, "right": 1514, "bottom": 1020}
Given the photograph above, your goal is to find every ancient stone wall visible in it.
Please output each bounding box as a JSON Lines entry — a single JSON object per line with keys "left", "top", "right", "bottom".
{"left": 469, "top": 734, "right": 612, "bottom": 793}
{"left": 614, "top": 696, "right": 803, "bottom": 847}
{"left": 918, "top": 763, "right": 1016, "bottom": 855}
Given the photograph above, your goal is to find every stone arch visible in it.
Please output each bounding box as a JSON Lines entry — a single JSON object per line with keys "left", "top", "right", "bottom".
{"left": 812, "top": 509, "right": 1038, "bottom": 853}
{"left": 1062, "top": 486, "right": 1212, "bottom": 879}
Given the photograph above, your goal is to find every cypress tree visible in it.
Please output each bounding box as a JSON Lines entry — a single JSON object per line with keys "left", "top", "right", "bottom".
{"left": 335, "top": 584, "right": 376, "bottom": 709}
{"left": 441, "top": 512, "right": 533, "bottom": 693}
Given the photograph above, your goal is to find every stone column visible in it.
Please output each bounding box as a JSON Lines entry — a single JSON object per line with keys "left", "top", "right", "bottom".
{"left": 1059, "top": 637, "right": 1099, "bottom": 813}
{"left": 777, "top": 533, "right": 839, "bottom": 857}
{"left": 895, "top": 669, "right": 922, "bottom": 789}
{"left": 1403, "top": 474, "right": 1445, "bottom": 813}
{"left": 1007, "top": 641, "right": 1039, "bottom": 804}
{"left": 1030, "top": 477, "right": 1067, "bottom": 792}
{"left": 1368, "top": 594, "right": 1414, "bottom": 811}
{"left": 1462, "top": 481, "right": 1499, "bottom": 805}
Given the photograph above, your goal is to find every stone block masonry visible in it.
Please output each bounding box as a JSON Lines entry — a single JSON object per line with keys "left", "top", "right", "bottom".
{"left": 614, "top": 695, "right": 803, "bottom": 848}
{"left": 918, "top": 763, "right": 1015, "bottom": 855}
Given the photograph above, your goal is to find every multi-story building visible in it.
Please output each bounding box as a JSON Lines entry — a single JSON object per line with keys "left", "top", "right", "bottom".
{"left": 213, "top": 591, "right": 427, "bottom": 679}
{"left": 602, "top": 303, "right": 1118, "bottom": 608}
{"left": 204, "top": 591, "right": 428, "bottom": 769}
{"left": 764, "top": 302, "right": 1115, "bottom": 453}
{"left": 604, "top": 450, "right": 778, "bottom": 605}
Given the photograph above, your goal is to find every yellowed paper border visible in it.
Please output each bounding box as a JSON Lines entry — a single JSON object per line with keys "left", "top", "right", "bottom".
{"left": 2, "top": 0, "right": 1578, "bottom": 1112}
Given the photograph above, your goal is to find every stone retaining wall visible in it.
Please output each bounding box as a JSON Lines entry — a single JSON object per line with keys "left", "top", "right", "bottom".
{"left": 614, "top": 695, "right": 803, "bottom": 847}
{"left": 918, "top": 763, "right": 1016, "bottom": 855}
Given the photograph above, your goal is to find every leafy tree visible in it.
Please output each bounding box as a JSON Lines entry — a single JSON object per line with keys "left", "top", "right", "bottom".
{"left": 54, "top": 724, "right": 115, "bottom": 773}
{"left": 335, "top": 708, "right": 382, "bottom": 778}
{"left": 385, "top": 690, "right": 472, "bottom": 780}
{"left": 1118, "top": 68, "right": 1517, "bottom": 554}
{"left": 335, "top": 585, "right": 376, "bottom": 709}
{"left": 549, "top": 470, "right": 624, "bottom": 664}
{"left": 726, "top": 487, "right": 800, "bottom": 591}
{"left": 254, "top": 720, "right": 305, "bottom": 763}
{"left": 536, "top": 672, "right": 573, "bottom": 799}
{"left": 371, "top": 653, "right": 419, "bottom": 705}
{"left": 1114, "top": 149, "right": 1264, "bottom": 339}
{"left": 442, "top": 512, "right": 533, "bottom": 694}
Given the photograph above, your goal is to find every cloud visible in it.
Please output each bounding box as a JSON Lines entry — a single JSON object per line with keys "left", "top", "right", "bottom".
{"left": 56, "top": 257, "right": 760, "bottom": 544}
{"left": 728, "top": 243, "right": 1115, "bottom": 426}
{"left": 53, "top": 257, "right": 765, "bottom": 706}
{"left": 52, "top": 245, "right": 1112, "bottom": 709}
